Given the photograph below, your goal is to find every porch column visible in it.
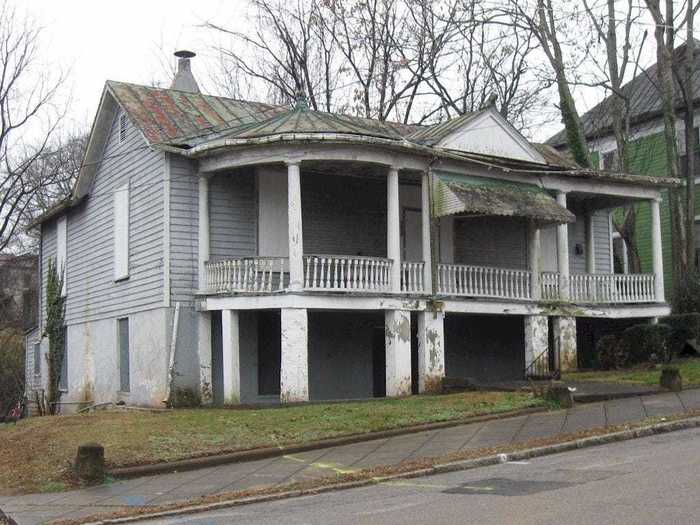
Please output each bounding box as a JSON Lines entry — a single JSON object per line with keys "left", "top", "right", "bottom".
{"left": 221, "top": 310, "right": 242, "bottom": 404}
{"left": 527, "top": 221, "right": 541, "bottom": 300}
{"left": 651, "top": 198, "right": 665, "bottom": 302}
{"left": 553, "top": 316, "right": 577, "bottom": 372}
{"left": 197, "top": 311, "right": 213, "bottom": 405}
{"left": 280, "top": 308, "right": 309, "bottom": 402}
{"left": 417, "top": 310, "right": 444, "bottom": 393}
{"left": 385, "top": 309, "right": 411, "bottom": 396}
{"left": 556, "top": 191, "right": 570, "bottom": 300}
{"left": 524, "top": 315, "right": 548, "bottom": 373}
{"left": 585, "top": 212, "right": 596, "bottom": 273}
{"left": 287, "top": 161, "right": 304, "bottom": 291}
{"left": 421, "top": 171, "right": 433, "bottom": 293}
{"left": 198, "top": 175, "right": 210, "bottom": 290}
{"left": 387, "top": 167, "right": 402, "bottom": 292}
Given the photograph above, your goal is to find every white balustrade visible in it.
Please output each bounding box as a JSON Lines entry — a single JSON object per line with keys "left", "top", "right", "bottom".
{"left": 540, "top": 271, "right": 560, "bottom": 301}
{"left": 568, "top": 273, "right": 656, "bottom": 303}
{"left": 436, "top": 264, "right": 532, "bottom": 300}
{"left": 401, "top": 261, "right": 425, "bottom": 293}
{"left": 304, "top": 255, "right": 393, "bottom": 291}
{"left": 205, "top": 257, "right": 288, "bottom": 293}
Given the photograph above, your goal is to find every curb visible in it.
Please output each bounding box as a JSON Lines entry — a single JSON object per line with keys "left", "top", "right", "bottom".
{"left": 108, "top": 406, "right": 547, "bottom": 479}
{"left": 76, "top": 414, "right": 700, "bottom": 525}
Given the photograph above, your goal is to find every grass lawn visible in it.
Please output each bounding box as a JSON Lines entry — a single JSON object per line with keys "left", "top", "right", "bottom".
{"left": 563, "top": 358, "right": 700, "bottom": 387}
{"left": 0, "top": 390, "right": 546, "bottom": 495}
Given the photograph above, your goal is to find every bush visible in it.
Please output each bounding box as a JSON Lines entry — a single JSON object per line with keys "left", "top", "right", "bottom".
{"left": 675, "top": 272, "right": 700, "bottom": 314}
{"left": 660, "top": 313, "right": 700, "bottom": 355}
{"left": 596, "top": 324, "right": 673, "bottom": 369}
{"left": 168, "top": 387, "right": 201, "bottom": 408}
{"left": 596, "top": 334, "right": 623, "bottom": 370}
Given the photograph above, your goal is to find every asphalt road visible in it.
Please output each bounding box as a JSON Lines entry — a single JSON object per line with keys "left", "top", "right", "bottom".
{"left": 143, "top": 427, "right": 700, "bottom": 525}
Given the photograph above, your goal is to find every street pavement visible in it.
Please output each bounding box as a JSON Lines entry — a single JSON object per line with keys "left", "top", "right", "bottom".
{"left": 2, "top": 389, "right": 700, "bottom": 524}
{"left": 146, "top": 425, "right": 700, "bottom": 525}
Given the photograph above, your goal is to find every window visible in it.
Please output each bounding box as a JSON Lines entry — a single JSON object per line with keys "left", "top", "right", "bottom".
{"left": 118, "top": 318, "right": 130, "bottom": 392}
{"left": 114, "top": 182, "right": 130, "bottom": 280}
{"left": 59, "top": 327, "right": 68, "bottom": 391}
{"left": 119, "top": 113, "right": 128, "bottom": 143}
{"left": 33, "top": 342, "right": 41, "bottom": 375}
{"left": 57, "top": 215, "right": 67, "bottom": 296}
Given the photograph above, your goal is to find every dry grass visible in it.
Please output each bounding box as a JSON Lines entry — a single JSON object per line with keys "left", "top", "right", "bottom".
{"left": 0, "top": 391, "right": 545, "bottom": 494}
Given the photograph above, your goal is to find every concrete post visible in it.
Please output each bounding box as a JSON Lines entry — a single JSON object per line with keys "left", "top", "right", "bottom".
{"left": 387, "top": 167, "right": 402, "bottom": 292}
{"left": 221, "top": 310, "right": 241, "bottom": 404}
{"left": 385, "top": 309, "right": 412, "bottom": 396}
{"left": 198, "top": 176, "right": 210, "bottom": 290}
{"left": 650, "top": 198, "right": 665, "bottom": 303}
{"left": 527, "top": 221, "right": 541, "bottom": 300}
{"left": 553, "top": 316, "right": 577, "bottom": 372}
{"left": 524, "top": 315, "right": 548, "bottom": 372}
{"left": 417, "top": 311, "right": 444, "bottom": 393}
{"left": 421, "top": 172, "right": 433, "bottom": 294}
{"left": 280, "top": 308, "right": 309, "bottom": 402}
{"left": 585, "top": 212, "right": 596, "bottom": 274}
{"left": 287, "top": 161, "right": 304, "bottom": 291}
{"left": 197, "top": 311, "right": 213, "bottom": 405}
{"left": 556, "top": 191, "right": 570, "bottom": 301}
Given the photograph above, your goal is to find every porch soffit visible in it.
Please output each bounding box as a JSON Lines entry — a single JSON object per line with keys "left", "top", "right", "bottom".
{"left": 433, "top": 174, "right": 576, "bottom": 225}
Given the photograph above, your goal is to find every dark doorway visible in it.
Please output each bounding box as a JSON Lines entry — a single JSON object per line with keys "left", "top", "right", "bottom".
{"left": 372, "top": 327, "right": 386, "bottom": 397}
{"left": 211, "top": 311, "right": 224, "bottom": 405}
{"left": 411, "top": 311, "right": 419, "bottom": 394}
{"left": 258, "top": 310, "right": 281, "bottom": 396}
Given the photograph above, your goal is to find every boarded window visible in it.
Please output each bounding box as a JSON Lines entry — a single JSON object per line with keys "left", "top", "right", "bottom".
{"left": 118, "top": 318, "right": 130, "bottom": 392}
{"left": 59, "top": 327, "right": 68, "bottom": 391}
{"left": 114, "top": 182, "right": 130, "bottom": 280}
{"left": 33, "top": 342, "right": 41, "bottom": 375}
{"left": 57, "top": 215, "right": 67, "bottom": 296}
{"left": 119, "top": 113, "right": 128, "bottom": 143}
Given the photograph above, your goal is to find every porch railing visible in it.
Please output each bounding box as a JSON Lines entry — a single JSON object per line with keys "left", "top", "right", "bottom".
{"left": 436, "top": 263, "right": 532, "bottom": 300}
{"left": 569, "top": 273, "right": 655, "bottom": 303}
{"left": 540, "top": 271, "right": 560, "bottom": 301}
{"left": 205, "top": 257, "right": 288, "bottom": 293}
{"left": 304, "top": 255, "right": 392, "bottom": 292}
{"left": 401, "top": 261, "right": 425, "bottom": 293}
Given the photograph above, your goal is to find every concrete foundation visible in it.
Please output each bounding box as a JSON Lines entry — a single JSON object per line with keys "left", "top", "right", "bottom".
{"left": 197, "top": 311, "right": 213, "bottom": 405}
{"left": 280, "top": 308, "right": 309, "bottom": 402}
{"left": 553, "top": 316, "right": 578, "bottom": 371}
{"left": 524, "top": 315, "right": 548, "bottom": 370}
{"left": 221, "top": 310, "right": 242, "bottom": 404}
{"left": 417, "top": 311, "right": 445, "bottom": 393}
{"left": 385, "top": 309, "right": 412, "bottom": 397}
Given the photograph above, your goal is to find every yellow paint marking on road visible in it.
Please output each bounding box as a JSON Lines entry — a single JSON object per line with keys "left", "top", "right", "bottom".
{"left": 282, "top": 455, "right": 358, "bottom": 475}
{"left": 382, "top": 480, "right": 451, "bottom": 489}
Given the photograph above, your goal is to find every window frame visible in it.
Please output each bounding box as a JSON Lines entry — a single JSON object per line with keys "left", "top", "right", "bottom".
{"left": 119, "top": 113, "right": 128, "bottom": 144}
{"left": 33, "top": 341, "right": 41, "bottom": 376}
{"left": 117, "top": 317, "right": 130, "bottom": 393}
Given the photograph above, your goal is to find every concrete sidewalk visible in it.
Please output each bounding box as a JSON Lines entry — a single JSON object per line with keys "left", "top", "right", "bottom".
{"left": 3, "top": 389, "right": 700, "bottom": 525}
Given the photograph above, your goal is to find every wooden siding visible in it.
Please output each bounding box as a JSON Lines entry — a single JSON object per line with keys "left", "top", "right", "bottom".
{"left": 569, "top": 211, "right": 612, "bottom": 273}
{"left": 454, "top": 217, "right": 527, "bottom": 269}
{"left": 40, "top": 221, "right": 57, "bottom": 328}
{"left": 169, "top": 154, "right": 198, "bottom": 304}
{"left": 60, "top": 109, "right": 165, "bottom": 324}
{"left": 209, "top": 171, "right": 257, "bottom": 262}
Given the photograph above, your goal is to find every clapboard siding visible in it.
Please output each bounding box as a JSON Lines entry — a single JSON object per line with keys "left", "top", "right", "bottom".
{"left": 40, "top": 221, "right": 57, "bottom": 328}
{"left": 62, "top": 110, "right": 164, "bottom": 324}
{"left": 454, "top": 217, "right": 527, "bottom": 269}
{"left": 169, "top": 154, "right": 198, "bottom": 304}
{"left": 302, "top": 173, "right": 387, "bottom": 256}
{"left": 209, "top": 171, "right": 257, "bottom": 262}
{"left": 569, "top": 211, "right": 612, "bottom": 274}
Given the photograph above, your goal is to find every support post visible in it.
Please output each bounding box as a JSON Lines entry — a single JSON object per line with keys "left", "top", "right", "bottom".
{"left": 556, "top": 191, "right": 570, "bottom": 301}
{"left": 387, "top": 167, "right": 402, "bottom": 292}
{"left": 421, "top": 171, "right": 433, "bottom": 294}
{"left": 280, "top": 308, "right": 309, "bottom": 403}
{"left": 385, "top": 310, "right": 412, "bottom": 396}
{"left": 198, "top": 175, "right": 210, "bottom": 290}
{"left": 417, "top": 310, "right": 444, "bottom": 393}
{"left": 221, "top": 310, "right": 241, "bottom": 404}
{"left": 585, "top": 212, "right": 596, "bottom": 274}
{"left": 553, "top": 316, "right": 577, "bottom": 372}
{"left": 527, "top": 221, "right": 541, "bottom": 300}
{"left": 524, "top": 315, "right": 548, "bottom": 373}
{"left": 287, "top": 161, "right": 304, "bottom": 291}
{"left": 651, "top": 198, "right": 665, "bottom": 302}
{"left": 197, "top": 311, "right": 213, "bottom": 405}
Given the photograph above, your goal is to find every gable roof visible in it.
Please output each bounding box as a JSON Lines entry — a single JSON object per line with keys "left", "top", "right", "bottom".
{"left": 547, "top": 41, "right": 700, "bottom": 148}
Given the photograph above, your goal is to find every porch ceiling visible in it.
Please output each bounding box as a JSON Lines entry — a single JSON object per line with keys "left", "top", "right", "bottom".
{"left": 433, "top": 175, "right": 575, "bottom": 224}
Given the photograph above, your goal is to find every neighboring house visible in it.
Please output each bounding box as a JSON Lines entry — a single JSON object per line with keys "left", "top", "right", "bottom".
{"left": 0, "top": 254, "right": 38, "bottom": 331}
{"left": 547, "top": 42, "right": 700, "bottom": 297}
{"left": 25, "top": 51, "right": 675, "bottom": 410}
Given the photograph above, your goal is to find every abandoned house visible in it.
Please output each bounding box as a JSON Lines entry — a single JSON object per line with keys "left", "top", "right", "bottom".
{"left": 24, "top": 51, "right": 675, "bottom": 409}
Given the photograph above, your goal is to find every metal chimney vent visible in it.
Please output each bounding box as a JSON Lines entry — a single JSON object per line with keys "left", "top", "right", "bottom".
{"left": 171, "top": 50, "right": 200, "bottom": 93}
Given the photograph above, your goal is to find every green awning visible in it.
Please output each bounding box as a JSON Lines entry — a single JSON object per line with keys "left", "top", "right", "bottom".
{"left": 433, "top": 174, "right": 575, "bottom": 224}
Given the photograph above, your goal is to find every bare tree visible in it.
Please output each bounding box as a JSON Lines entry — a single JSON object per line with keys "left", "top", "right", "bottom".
{"left": 0, "top": 2, "right": 67, "bottom": 253}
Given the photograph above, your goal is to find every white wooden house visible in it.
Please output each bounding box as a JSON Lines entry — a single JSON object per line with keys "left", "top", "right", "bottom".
{"left": 25, "top": 52, "right": 674, "bottom": 408}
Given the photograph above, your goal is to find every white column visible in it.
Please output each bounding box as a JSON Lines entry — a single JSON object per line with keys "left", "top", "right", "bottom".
{"left": 417, "top": 311, "right": 444, "bottom": 393}
{"left": 556, "top": 191, "right": 570, "bottom": 300}
{"left": 385, "top": 309, "right": 412, "bottom": 397}
{"left": 585, "top": 212, "right": 596, "bottom": 273}
{"left": 553, "top": 316, "right": 577, "bottom": 372}
{"left": 421, "top": 172, "right": 433, "bottom": 294}
{"left": 527, "top": 221, "right": 541, "bottom": 300}
{"left": 524, "top": 315, "right": 548, "bottom": 372}
{"left": 198, "top": 175, "right": 210, "bottom": 290}
{"left": 287, "top": 161, "right": 304, "bottom": 291}
{"left": 651, "top": 198, "right": 665, "bottom": 302}
{"left": 280, "top": 308, "right": 309, "bottom": 403}
{"left": 387, "top": 167, "right": 402, "bottom": 292}
{"left": 221, "top": 310, "right": 241, "bottom": 404}
{"left": 197, "top": 311, "right": 213, "bottom": 405}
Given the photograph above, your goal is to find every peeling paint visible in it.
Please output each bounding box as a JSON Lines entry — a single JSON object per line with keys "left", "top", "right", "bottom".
{"left": 280, "top": 308, "right": 309, "bottom": 403}
{"left": 524, "top": 315, "right": 548, "bottom": 369}
{"left": 417, "top": 311, "right": 445, "bottom": 394}
{"left": 385, "top": 310, "right": 412, "bottom": 397}
{"left": 553, "top": 316, "right": 577, "bottom": 372}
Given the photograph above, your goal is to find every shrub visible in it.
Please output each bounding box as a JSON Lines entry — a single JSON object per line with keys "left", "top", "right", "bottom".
{"left": 675, "top": 272, "right": 700, "bottom": 314}
{"left": 596, "top": 334, "right": 622, "bottom": 370}
{"left": 596, "top": 324, "right": 673, "bottom": 369}
{"left": 168, "top": 387, "right": 201, "bottom": 408}
{"left": 660, "top": 313, "right": 700, "bottom": 355}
